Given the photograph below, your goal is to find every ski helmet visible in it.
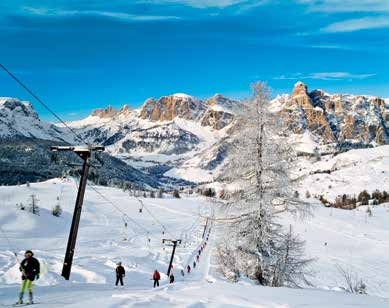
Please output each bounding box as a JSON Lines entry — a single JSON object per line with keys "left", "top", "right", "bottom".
{"left": 25, "top": 250, "right": 33, "bottom": 256}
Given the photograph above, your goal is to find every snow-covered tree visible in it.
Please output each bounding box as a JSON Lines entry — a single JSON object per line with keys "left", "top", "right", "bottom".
{"left": 269, "top": 225, "right": 313, "bottom": 287}
{"left": 219, "top": 82, "right": 311, "bottom": 287}
{"left": 52, "top": 203, "right": 63, "bottom": 217}
{"left": 173, "top": 189, "right": 180, "bottom": 198}
{"left": 28, "top": 194, "right": 39, "bottom": 215}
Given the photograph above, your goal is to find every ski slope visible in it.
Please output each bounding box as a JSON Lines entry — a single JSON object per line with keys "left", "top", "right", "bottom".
{"left": 1, "top": 179, "right": 389, "bottom": 307}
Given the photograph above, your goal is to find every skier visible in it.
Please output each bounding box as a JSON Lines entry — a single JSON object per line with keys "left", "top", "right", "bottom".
{"left": 198, "top": 249, "right": 201, "bottom": 256}
{"left": 115, "top": 262, "right": 125, "bottom": 287}
{"left": 153, "top": 270, "right": 161, "bottom": 288}
{"left": 169, "top": 273, "right": 174, "bottom": 284}
{"left": 187, "top": 265, "right": 191, "bottom": 274}
{"left": 180, "top": 269, "right": 185, "bottom": 277}
{"left": 16, "top": 250, "right": 40, "bottom": 305}
{"left": 193, "top": 261, "right": 196, "bottom": 268}
{"left": 196, "top": 255, "right": 200, "bottom": 263}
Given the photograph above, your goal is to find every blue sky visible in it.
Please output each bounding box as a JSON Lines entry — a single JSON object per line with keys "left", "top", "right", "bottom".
{"left": 0, "top": 0, "right": 388, "bottom": 121}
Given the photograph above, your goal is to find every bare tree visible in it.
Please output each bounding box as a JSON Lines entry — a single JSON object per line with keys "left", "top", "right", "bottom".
{"left": 28, "top": 194, "right": 39, "bottom": 215}
{"left": 270, "top": 225, "right": 314, "bottom": 287}
{"left": 219, "top": 82, "right": 312, "bottom": 287}
{"left": 336, "top": 264, "right": 367, "bottom": 294}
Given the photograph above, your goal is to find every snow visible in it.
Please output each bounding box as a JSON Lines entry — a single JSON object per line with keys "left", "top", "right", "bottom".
{"left": 295, "top": 145, "right": 389, "bottom": 201}
{"left": 1, "top": 179, "right": 389, "bottom": 306}
{"left": 172, "top": 93, "right": 195, "bottom": 100}
{"left": 63, "top": 115, "right": 112, "bottom": 129}
{"left": 291, "top": 131, "right": 320, "bottom": 154}
{"left": 269, "top": 94, "right": 290, "bottom": 113}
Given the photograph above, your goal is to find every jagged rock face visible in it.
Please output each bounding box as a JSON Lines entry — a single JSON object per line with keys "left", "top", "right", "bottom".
{"left": 204, "top": 94, "right": 240, "bottom": 112}
{"left": 91, "top": 106, "right": 117, "bottom": 118}
{"left": 200, "top": 110, "right": 234, "bottom": 130}
{"left": 0, "top": 98, "right": 39, "bottom": 120}
{"left": 201, "top": 94, "right": 239, "bottom": 130}
{"left": 280, "top": 82, "right": 389, "bottom": 146}
{"left": 139, "top": 94, "right": 206, "bottom": 122}
{"left": 284, "top": 83, "right": 335, "bottom": 142}
{"left": 139, "top": 94, "right": 237, "bottom": 130}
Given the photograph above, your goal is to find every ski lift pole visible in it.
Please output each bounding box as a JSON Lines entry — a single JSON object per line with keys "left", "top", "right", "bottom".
{"left": 51, "top": 145, "right": 104, "bottom": 280}
{"left": 202, "top": 217, "right": 209, "bottom": 239}
{"left": 162, "top": 239, "right": 181, "bottom": 277}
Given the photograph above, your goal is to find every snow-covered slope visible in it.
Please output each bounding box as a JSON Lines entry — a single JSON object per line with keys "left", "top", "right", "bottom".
{"left": 294, "top": 144, "right": 389, "bottom": 202}
{"left": 1, "top": 179, "right": 389, "bottom": 306}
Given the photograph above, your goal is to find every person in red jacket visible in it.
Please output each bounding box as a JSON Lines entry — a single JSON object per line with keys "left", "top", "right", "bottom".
{"left": 187, "top": 265, "right": 191, "bottom": 274}
{"left": 153, "top": 270, "right": 161, "bottom": 288}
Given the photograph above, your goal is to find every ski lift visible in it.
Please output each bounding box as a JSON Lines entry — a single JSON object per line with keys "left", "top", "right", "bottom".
{"left": 122, "top": 216, "right": 128, "bottom": 228}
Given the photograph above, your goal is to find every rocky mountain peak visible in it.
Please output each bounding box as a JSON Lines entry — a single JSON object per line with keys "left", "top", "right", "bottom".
{"left": 278, "top": 83, "right": 389, "bottom": 148}
{"left": 291, "top": 81, "right": 309, "bottom": 98}
{"left": 0, "top": 98, "right": 39, "bottom": 120}
{"left": 139, "top": 94, "right": 205, "bottom": 122}
{"left": 118, "top": 104, "right": 132, "bottom": 116}
{"left": 205, "top": 94, "right": 229, "bottom": 106}
{"left": 91, "top": 106, "right": 117, "bottom": 118}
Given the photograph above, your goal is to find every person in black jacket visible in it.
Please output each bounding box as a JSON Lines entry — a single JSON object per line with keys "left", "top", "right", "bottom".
{"left": 169, "top": 273, "right": 174, "bottom": 284}
{"left": 16, "top": 250, "right": 40, "bottom": 305}
{"left": 115, "top": 262, "right": 125, "bottom": 287}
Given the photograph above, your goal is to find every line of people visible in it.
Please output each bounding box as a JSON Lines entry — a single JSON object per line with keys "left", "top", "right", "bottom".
{"left": 181, "top": 227, "right": 211, "bottom": 278}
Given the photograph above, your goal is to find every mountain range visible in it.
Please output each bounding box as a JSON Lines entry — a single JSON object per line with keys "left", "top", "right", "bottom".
{"left": 0, "top": 82, "right": 388, "bottom": 187}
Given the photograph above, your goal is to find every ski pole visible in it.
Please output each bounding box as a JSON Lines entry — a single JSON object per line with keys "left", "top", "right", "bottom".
{"left": 0, "top": 226, "right": 26, "bottom": 277}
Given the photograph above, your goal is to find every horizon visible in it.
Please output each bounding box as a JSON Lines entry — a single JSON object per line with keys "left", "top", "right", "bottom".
{"left": 0, "top": 0, "right": 388, "bottom": 121}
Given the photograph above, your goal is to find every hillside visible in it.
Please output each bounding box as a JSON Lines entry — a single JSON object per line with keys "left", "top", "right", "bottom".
{"left": 1, "top": 179, "right": 389, "bottom": 306}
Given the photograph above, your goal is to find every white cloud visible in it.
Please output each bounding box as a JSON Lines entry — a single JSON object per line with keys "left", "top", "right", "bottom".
{"left": 296, "top": 0, "right": 389, "bottom": 13}
{"left": 309, "top": 44, "right": 346, "bottom": 49}
{"left": 148, "top": 0, "right": 247, "bottom": 9}
{"left": 321, "top": 16, "right": 389, "bottom": 32}
{"left": 21, "top": 6, "right": 180, "bottom": 21}
{"left": 274, "top": 72, "right": 376, "bottom": 81}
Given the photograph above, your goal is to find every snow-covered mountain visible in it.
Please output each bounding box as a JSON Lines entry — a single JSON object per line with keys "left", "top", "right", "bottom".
{"left": 272, "top": 82, "right": 389, "bottom": 154}
{"left": 0, "top": 98, "right": 68, "bottom": 142}
{"left": 63, "top": 93, "right": 239, "bottom": 183}
{"left": 1, "top": 83, "right": 388, "bottom": 186}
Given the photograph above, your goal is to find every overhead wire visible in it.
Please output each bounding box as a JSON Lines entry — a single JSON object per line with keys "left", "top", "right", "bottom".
{"left": 0, "top": 63, "right": 180, "bottom": 244}
{"left": 134, "top": 196, "right": 175, "bottom": 238}
{"left": 0, "top": 63, "right": 86, "bottom": 145}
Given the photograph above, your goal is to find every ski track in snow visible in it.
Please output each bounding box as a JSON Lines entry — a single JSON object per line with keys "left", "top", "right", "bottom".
{"left": 1, "top": 179, "right": 389, "bottom": 307}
